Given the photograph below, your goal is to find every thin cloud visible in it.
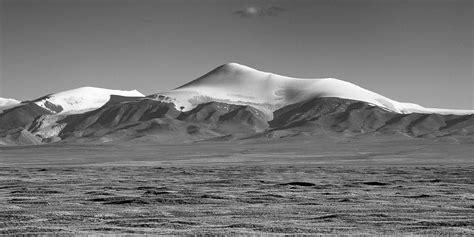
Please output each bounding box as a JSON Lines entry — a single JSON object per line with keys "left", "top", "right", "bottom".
{"left": 140, "top": 17, "right": 153, "bottom": 23}
{"left": 234, "top": 5, "right": 286, "bottom": 18}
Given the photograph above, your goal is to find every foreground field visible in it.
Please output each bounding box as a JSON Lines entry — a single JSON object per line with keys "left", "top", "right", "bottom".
{"left": 0, "top": 137, "right": 473, "bottom": 235}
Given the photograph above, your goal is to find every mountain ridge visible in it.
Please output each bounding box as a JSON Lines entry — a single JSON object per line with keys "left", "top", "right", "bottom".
{"left": 0, "top": 63, "right": 472, "bottom": 146}
{"left": 1, "top": 96, "right": 472, "bottom": 146}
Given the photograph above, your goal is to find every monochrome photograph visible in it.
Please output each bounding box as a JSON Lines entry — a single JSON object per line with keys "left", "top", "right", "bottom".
{"left": 0, "top": 0, "right": 473, "bottom": 235}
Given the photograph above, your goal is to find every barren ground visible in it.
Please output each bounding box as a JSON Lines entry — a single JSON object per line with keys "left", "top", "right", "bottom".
{"left": 0, "top": 136, "right": 473, "bottom": 235}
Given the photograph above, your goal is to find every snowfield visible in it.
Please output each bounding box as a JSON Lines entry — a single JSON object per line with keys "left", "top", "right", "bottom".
{"left": 0, "top": 98, "right": 21, "bottom": 112}
{"left": 0, "top": 98, "right": 19, "bottom": 107}
{"left": 33, "top": 87, "right": 145, "bottom": 114}
{"left": 159, "top": 63, "right": 474, "bottom": 117}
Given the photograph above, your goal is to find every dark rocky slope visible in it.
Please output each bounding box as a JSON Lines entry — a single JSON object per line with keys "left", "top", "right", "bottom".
{"left": 0, "top": 103, "right": 52, "bottom": 133}
{"left": 0, "top": 96, "right": 472, "bottom": 146}
{"left": 55, "top": 97, "right": 268, "bottom": 144}
{"left": 267, "top": 97, "right": 474, "bottom": 138}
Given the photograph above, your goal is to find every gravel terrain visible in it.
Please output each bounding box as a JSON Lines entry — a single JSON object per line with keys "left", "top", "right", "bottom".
{"left": 1, "top": 137, "right": 473, "bottom": 235}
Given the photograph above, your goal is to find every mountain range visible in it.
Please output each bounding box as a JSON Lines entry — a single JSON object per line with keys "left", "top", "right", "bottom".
{"left": 1, "top": 63, "right": 473, "bottom": 146}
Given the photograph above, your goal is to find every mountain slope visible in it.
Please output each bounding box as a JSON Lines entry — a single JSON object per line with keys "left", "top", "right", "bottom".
{"left": 58, "top": 97, "right": 181, "bottom": 139}
{"left": 4, "top": 95, "right": 266, "bottom": 144}
{"left": 267, "top": 97, "right": 474, "bottom": 139}
{"left": 0, "top": 102, "right": 53, "bottom": 145}
{"left": 5, "top": 97, "right": 468, "bottom": 146}
{"left": 0, "top": 128, "right": 43, "bottom": 146}
{"left": 177, "top": 102, "right": 268, "bottom": 133}
{"left": 157, "top": 63, "right": 473, "bottom": 117}
{"left": 0, "top": 102, "right": 52, "bottom": 133}
{"left": 0, "top": 88, "right": 144, "bottom": 145}
{"left": 50, "top": 98, "right": 267, "bottom": 143}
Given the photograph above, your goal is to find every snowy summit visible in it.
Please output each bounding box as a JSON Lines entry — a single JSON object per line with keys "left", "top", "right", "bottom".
{"left": 159, "top": 63, "right": 474, "bottom": 117}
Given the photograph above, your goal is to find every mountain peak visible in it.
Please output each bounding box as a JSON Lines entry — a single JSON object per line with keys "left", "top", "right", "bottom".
{"left": 162, "top": 63, "right": 474, "bottom": 117}
{"left": 176, "top": 63, "right": 266, "bottom": 90}
{"left": 219, "top": 62, "right": 259, "bottom": 71}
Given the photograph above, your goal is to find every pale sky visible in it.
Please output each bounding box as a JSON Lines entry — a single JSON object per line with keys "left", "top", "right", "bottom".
{"left": 1, "top": 0, "right": 473, "bottom": 109}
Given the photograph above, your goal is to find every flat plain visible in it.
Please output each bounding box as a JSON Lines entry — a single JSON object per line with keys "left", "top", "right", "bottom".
{"left": 0, "top": 136, "right": 473, "bottom": 235}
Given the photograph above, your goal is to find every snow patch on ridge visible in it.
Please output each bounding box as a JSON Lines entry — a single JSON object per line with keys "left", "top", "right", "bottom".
{"left": 33, "top": 87, "right": 145, "bottom": 114}
{"left": 0, "top": 98, "right": 21, "bottom": 112}
{"left": 0, "top": 97, "right": 19, "bottom": 107}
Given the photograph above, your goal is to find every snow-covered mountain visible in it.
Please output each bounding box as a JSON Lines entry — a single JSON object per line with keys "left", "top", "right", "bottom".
{"left": 1, "top": 63, "right": 473, "bottom": 146}
{"left": 0, "top": 97, "right": 21, "bottom": 112}
{"left": 157, "top": 63, "right": 473, "bottom": 118}
{"left": 32, "top": 87, "right": 145, "bottom": 114}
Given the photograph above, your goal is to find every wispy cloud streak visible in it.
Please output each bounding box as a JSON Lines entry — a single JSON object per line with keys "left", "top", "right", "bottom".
{"left": 234, "top": 5, "right": 286, "bottom": 18}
